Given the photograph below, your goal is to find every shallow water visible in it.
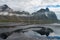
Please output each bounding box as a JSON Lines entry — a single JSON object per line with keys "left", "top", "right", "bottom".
{"left": 0, "top": 32, "right": 60, "bottom": 40}
{"left": 0, "top": 23, "right": 60, "bottom": 40}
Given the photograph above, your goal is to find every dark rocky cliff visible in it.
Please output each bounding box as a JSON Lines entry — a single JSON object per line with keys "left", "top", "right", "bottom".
{"left": 32, "top": 8, "right": 57, "bottom": 20}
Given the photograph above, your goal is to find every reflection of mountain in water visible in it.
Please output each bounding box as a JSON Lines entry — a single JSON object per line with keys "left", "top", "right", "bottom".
{"left": 0, "top": 23, "right": 60, "bottom": 40}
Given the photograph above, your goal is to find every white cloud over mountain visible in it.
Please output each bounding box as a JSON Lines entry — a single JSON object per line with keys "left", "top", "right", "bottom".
{"left": 0, "top": 0, "right": 60, "bottom": 19}
{"left": 0, "top": 0, "right": 60, "bottom": 12}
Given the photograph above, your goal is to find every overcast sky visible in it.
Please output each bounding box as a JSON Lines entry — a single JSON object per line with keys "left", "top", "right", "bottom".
{"left": 0, "top": 0, "right": 60, "bottom": 19}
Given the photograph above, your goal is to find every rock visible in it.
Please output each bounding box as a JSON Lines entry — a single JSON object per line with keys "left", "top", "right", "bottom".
{"left": 32, "top": 8, "right": 57, "bottom": 20}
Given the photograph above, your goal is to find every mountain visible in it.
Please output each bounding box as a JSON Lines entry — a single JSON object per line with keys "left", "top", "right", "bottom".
{"left": 0, "top": 4, "right": 13, "bottom": 12}
{"left": 32, "top": 8, "right": 57, "bottom": 20}
{"left": 0, "top": 4, "right": 30, "bottom": 16}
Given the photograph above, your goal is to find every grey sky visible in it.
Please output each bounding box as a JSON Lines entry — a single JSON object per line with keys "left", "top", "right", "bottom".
{"left": 0, "top": 0, "right": 60, "bottom": 12}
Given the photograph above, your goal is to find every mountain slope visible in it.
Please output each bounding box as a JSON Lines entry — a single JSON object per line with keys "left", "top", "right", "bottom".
{"left": 32, "top": 8, "right": 57, "bottom": 20}
{"left": 0, "top": 4, "right": 13, "bottom": 12}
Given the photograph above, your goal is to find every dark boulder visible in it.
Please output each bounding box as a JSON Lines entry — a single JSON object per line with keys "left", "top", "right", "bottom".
{"left": 34, "top": 27, "right": 53, "bottom": 36}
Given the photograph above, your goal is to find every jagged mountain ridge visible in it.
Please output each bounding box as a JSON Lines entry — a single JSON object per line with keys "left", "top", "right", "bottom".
{"left": 32, "top": 8, "right": 57, "bottom": 20}
{"left": 0, "top": 4, "right": 58, "bottom": 21}
{"left": 0, "top": 4, "right": 13, "bottom": 12}
{"left": 0, "top": 4, "right": 30, "bottom": 16}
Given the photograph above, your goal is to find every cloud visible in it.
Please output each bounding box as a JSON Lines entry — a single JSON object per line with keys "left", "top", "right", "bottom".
{"left": 0, "top": 0, "right": 60, "bottom": 12}
{"left": 6, "top": 0, "right": 42, "bottom": 12}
